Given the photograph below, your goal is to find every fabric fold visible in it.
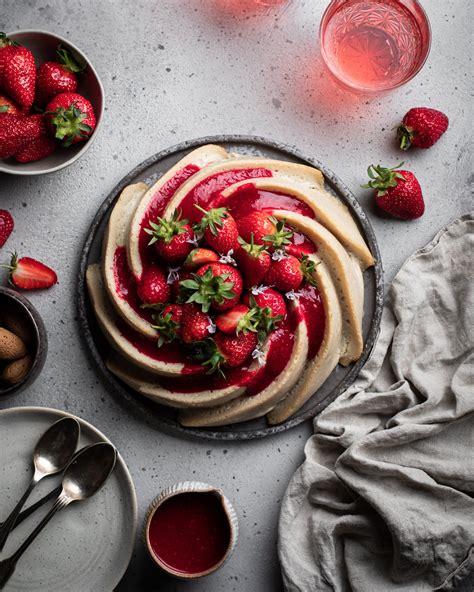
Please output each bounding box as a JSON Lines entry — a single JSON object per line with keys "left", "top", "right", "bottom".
{"left": 279, "top": 213, "right": 474, "bottom": 592}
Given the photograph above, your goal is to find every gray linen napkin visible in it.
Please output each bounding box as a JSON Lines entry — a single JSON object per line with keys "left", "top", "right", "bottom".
{"left": 278, "top": 213, "right": 474, "bottom": 592}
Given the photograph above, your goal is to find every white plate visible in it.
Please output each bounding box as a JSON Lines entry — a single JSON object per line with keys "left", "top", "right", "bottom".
{"left": 0, "top": 406, "right": 137, "bottom": 591}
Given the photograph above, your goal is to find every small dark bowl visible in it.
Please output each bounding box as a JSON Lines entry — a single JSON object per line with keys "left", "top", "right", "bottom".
{"left": 0, "top": 287, "right": 48, "bottom": 398}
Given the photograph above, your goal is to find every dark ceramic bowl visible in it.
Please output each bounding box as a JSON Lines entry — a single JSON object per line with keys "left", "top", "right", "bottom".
{"left": 0, "top": 287, "right": 48, "bottom": 398}
{"left": 0, "top": 29, "right": 104, "bottom": 176}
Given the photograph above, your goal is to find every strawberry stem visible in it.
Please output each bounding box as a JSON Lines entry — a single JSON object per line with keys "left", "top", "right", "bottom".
{"left": 263, "top": 217, "right": 293, "bottom": 249}
{"left": 397, "top": 125, "right": 415, "bottom": 151}
{"left": 145, "top": 209, "right": 189, "bottom": 245}
{"left": 362, "top": 163, "right": 406, "bottom": 197}
{"left": 194, "top": 205, "right": 229, "bottom": 236}
{"left": 56, "top": 44, "right": 86, "bottom": 73}
{"left": 47, "top": 101, "right": 92, "bottom": 147}
{"left": 180, "top": 267, "right": 235, "bottom": 313}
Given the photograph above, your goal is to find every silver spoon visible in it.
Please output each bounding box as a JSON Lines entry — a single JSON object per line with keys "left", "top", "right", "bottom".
{"left": 0, "top": 442, "right": 117, "bottom": 589}
{"left": 0, "top": 445, "right": 94, "bottom": 532}
{"left": 0, "top": 417, "right": 80, "bottom": 551}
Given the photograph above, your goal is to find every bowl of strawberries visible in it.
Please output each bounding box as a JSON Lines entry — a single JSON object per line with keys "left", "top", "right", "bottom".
{"left": 0, "top": 29, "right": 104, "bottom": 175}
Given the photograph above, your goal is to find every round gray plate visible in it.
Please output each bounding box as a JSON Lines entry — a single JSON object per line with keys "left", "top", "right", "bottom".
{"left": 78, "top": 135, "right": 384, "bottom": 441}
{"left": 0, "top": 406, "right": 137, "bottom": 591}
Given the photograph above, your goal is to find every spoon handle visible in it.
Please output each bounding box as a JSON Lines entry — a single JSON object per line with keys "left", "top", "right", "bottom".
{"left": 0, "top": 495, "right": 70, "bottom": 589}
{"left": 0, "top": 476, "right": 39, "bottom": 552}
{"left": 0, "top": 486, "right": 62, "bottom": 531}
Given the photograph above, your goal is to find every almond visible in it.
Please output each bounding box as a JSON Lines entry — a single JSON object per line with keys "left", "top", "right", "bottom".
{"left": 0, "top": 327, "right": 27, "bottom": 360}
{"left": 2, "top": 312, "right": 35, "bottom": 345}
{"left": 1, "top": 355, "right": 32, "bottom": 385}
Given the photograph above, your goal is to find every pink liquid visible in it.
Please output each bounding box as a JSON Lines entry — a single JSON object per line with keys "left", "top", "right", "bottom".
{"left": 320, "top": 0, "right": 430, "bottom": 92}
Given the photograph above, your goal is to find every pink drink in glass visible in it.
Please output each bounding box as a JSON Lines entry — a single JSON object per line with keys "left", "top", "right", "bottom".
{"left": 319, "top": 0, "right": 431, "bottom": 93}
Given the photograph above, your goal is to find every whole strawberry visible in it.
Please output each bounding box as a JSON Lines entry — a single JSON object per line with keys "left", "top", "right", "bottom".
{"left": 204, "top": 331, "right": 258, "bottom": 372}
{"left": 137, "top": 264, "right": 170, "bottom": 306}
{"left": 0, "top": 113, "right": 42, "bottom": 159}
{"left": 45, "top": 92, "right": 96, "bottom": 146}
{"left": 0, "top": 94, "right": 21, "bottom": 114}
{"left": 0, "top": 210, "right": 14, "bottom": 248}
{"left": 237, "top": 212, "right": 276, "bottom": 246}
{"left": 363, "top": 163, "right": 424, "bottom": 220}
{"left": 0, "top": 33, "right": 36, "bottom": 109}
{"left": 264, "top": 254, "right": 303, "bottom": 292}
{"left": 397, "top": 107, "right": 449, "bottom": 150}
{"left": 194, "top": 205, "right": 239, "bottom": 253}
{"left": 243, "top": 287, "right": 287, "bottom": 318}
{"left": 235, "top": 235, "right": 271, "bottom": 288}
{"left": 181, "top": 303, "right": 212, "bottom": 344}
{"left": 36, "top": 45, "right": 85, "bottom": 106}
{"left": 14, "top": 115, "right": 56, "bottom": 163}
{"left": 152, "top": 304, "right": 183, "bottom": 346}
{"left": 6, "top": 253, "right": 57, "bottom": 290}
{"left": 195, "top": 263, "right": 243, "bottom": 311}
{"left": 145, "top": 210, "right": 194, "bottom": 264}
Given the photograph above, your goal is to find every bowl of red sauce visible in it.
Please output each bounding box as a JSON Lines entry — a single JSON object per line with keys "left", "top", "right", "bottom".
{"left": 144, "top": 481, "right": 238, "bottom": 579}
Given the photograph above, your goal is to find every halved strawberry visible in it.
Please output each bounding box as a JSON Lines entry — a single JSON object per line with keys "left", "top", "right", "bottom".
{"left": 194, "top": 205, "right": 239, "bottom": 253}
{"left": 145, "top": 209, "right": 194, "bottom": 264}
{"left": 183, "top": 247, "right": 219, "bottom": 270}
{"left": 0, "top": 209, "right": 14, "bottom": 248}
{"left": 215, "top": 304, "right": 253, "bottom": 335}
{"left": 235, "top": 235, "right": 271, "bottom": 288}
{"left": 137, "top": 264, "right": 170, "bottom": 306}
{"left": 6, "top": 253, "right": 57, "bottom": 290}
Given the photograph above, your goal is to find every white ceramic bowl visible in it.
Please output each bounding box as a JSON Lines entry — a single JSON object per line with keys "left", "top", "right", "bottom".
{"left": 144, "top": 481, "right": 239, "bottom": 579}
{"left": 0, "top": 29, "right": 104, "bottom": 175}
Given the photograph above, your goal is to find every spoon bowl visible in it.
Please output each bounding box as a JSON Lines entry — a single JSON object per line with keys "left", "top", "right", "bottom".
{"left": 34, "top": 417, "right": 81, "bottom": 476}
{"left": 63, "top": 442, "right": 117, "bottom": 502}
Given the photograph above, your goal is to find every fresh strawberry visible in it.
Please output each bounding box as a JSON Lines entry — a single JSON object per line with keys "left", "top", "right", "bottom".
{"left": 0, "top": 210, "right": 14, "bottom": 248}
{"left": 183, "top": 247, "right": 219, "bottom": 270}
{"left": 397, "top": 107, "right": 449, "bottom": 150}
{"left": 235, "top": 235, "right": 271, "bottom": 288}
{"left": 243, "top": 287, "right": 287, "bottom": 318}
{"left": 14, "top": 122, "right": 56, "bottom": 162}
{"left": 137, "top": 264, "right": 170, "bottom": 306}
{"left": 195, "top": 205, "right": 239, "bottom": 253}
{"left": 203, "top": 331, "right": 258, "bottom": 373}
{"left": 6, "top": 253, "right": 57, "bottom": 290}
{"left": 261, "top": 218, "right": 293, "bottom": 251}
{"left": 152, "top": 303, "right": 183, "bottom": 346}
{"left": 237, "top": 212, "right": 276, "bottom": 246}
{"left": 0, "top": 33, "right": 36, "bottom": 109}
{"left": 170, "top": 269, "right": 191, "bottom": 301}
{"left": 0, "top": 113, "right": 42, "bottom": 159}
{"left": 181, "top": 303, "right": 212, "bottom": 344}
{"left": 45, "top": 92, "right": 96, "bottom": 146}
{"left": 145, "top": 209, "right": 194, "bottom": 264}
{"left": 215, "top": 304, "right": 252, "bottom": 335}
{"left": 35, "top": 45, "right": 85, "bottom": 106}
{"left": 264, "top": 254, "right": 303, "bottom": 292}
{"left": 0, "top": 94, "right": 21, "bottom": 114}
{"left": 363, "top": 163, "right": 424, "bottom": 220}
{"left": 181, "top": 262, "right": 243, "bottom": 312}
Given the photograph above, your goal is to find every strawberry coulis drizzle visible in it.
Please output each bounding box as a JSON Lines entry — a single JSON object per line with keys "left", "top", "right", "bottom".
{"left": 138, "top": 164, "right": 200, "bottom": 274}
{"left": 113, "top": 247, "right": 154, "bottom": 322}
{"left": 295, "top": 286, "right": 326, "bottom": 359}
{"left": 179, "top": 168, "right": 272, "bottom": 222}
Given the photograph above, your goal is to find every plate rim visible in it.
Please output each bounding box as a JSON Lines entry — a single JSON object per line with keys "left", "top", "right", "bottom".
{"left": 77, "top": 134, "right": 384, "bottom": 441}
{"left": 0, "top": 404, "right": 138, "bottom": 591}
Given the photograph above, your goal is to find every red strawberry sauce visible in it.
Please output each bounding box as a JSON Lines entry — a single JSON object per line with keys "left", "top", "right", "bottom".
{"left": 148, "top": 492, "right": 231, "bottom": 575}
{"left": 296, "top": 286, "right": 325, "bottom": 358}
{"left": 179, "top": 168, "right": 272, "bottom": 221}
{"left": 113, "top": 247, "right": 154, "bottom": 322}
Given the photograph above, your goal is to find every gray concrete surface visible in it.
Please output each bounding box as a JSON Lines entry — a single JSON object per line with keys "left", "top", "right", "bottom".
{"left": 0, "top": 1, "right": 472, "bottom": 590}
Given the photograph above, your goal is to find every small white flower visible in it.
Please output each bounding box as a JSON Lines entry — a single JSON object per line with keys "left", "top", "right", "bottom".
{"left": 252, "top": 347, "right": 266, "bottom": 367}
{"left": 207, "top": 319, "right": 217, "bottom": 334}
{"left": 251, "top": 285, "right": 268, "bottom": 296}
{"left": 272, "top": 249, "right": 287, "bottom": 262}
{"left": 166, "top": 266, "right": 181, "bottom": 284}
{"left": 285, "top": 290, "right": 303, "bottom": 301}
{"left": 186, "top": 234, "right": 200, "bottom": 247}
{"left": 219, "top": 249, "right": 237, "bottom": 266}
